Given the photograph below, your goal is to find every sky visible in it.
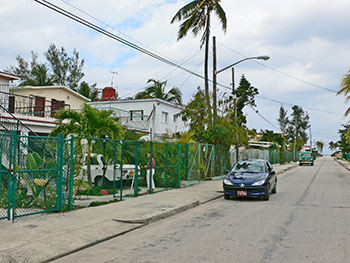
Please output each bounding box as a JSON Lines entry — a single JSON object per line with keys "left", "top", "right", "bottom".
{"left": 1, "top": 0, "right": 350, "bottom": 154}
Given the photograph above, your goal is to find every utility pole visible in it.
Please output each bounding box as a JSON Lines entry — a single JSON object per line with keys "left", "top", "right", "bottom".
{"left": 309, "top": 127, "right": 312, "bottom": 150}
{"left": 293, "top": 117, "right": 297, "bottom": 161}
{"left": 212, "top": 36, "right": 217, "bottom": 126}
{"left": 232, "top": 67, "right": 239, "bottom": 163}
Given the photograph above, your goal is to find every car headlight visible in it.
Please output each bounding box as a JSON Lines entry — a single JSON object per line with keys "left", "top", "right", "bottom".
{"left": 223, "top": 179, "right": 233, "bottom": 185}
{"left": 252, "top": 179, "right": 265, "bottom": 186}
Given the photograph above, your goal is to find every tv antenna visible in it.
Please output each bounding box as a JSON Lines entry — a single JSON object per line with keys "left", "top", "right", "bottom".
{"left": 111, "top": 71, "right": 118, "bottom": 86}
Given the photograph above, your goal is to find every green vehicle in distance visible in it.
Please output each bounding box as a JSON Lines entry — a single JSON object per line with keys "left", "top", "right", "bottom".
{"left": 299, "top": 151, "right": 314, "bottom": 166}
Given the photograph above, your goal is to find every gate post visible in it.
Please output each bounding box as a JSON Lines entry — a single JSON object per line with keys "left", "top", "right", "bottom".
{"left": 134, "top": 141, "right": 139, "bottom": 197}
{"left": 68, "top": 135, "right": 74, "bottom": 211}
{"left": 119, "top": 141, "right": 124, "bottom": 200}
{"left": 56, "top": 134, "right": 64, "bottom": 212}
{"left": 177, "top": 143, "right": 181, "bottom": 188}
{"left": 10, "top": 131, "right": 18, "bottom": 222}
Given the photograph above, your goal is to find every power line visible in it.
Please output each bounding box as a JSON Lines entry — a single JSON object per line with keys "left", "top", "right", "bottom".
{"left": 35, "top": 0, "right": 344, "bottom": 118}
{"left": 220, "top": 43, "right": 338, "bottom": 93}
{"left": 249, "top": 105, "right": 282, "bottom": 131}
{"left": 255, "top": 96, "right": 344, "bottom": 116}
{"left": 34, "top": 0, "right": 208, "bottom": 82}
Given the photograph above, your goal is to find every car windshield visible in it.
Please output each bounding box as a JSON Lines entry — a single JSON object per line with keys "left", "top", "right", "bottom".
{"left": 231, "top": 161, "right": 265, "bottom": 173}
{"left": 302, "top": 152, "right": 311, "bottom": 156}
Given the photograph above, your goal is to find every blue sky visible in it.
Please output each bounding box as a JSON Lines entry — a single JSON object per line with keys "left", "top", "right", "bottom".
{"left": 1, "top": 0, "right": 350, "bottom": 153}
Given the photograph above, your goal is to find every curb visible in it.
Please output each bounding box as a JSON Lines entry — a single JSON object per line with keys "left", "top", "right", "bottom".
{"left": 334, "top": 158, "right": 350, "bottom": 172}
{"left": 113, "top": 200, "right": 201, "bottom": 224}
{"left": 41, "top": 200, "right": 203, "bottom": 263}
{"left": 41, "top": 224, "right": 145, "bottom": 263}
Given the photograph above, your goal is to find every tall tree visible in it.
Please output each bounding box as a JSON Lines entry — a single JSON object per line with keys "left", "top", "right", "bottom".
{"left": 171, "top": 0, "right": 227, "bottom": 125}
{"left": 337, "top": 124, "right": 350, "bottom": 153}
{"left": 135, "top": 79, "right": 183, "bottom": 105}
{"left": 236, "top": 75, "right": 259, "bottom": 125}
{"left": 181, "top": 87, "right": 209, "bottom": 141}
{"left": 286, "top": 105, "right": 310, "bottom": 143}
{"left": 315, "top": 140, "right": 324, "bottom": 154}
{"left": 277, "top": 106, "right": 289, "bottom": 132}
{"left": 44, "top": 43, "right": 84, "bottom": 91}
{"left": 337, "top": 70, "right": 350, "bottom": 116}
{"left": 328, "top": 141, "right": 337, "bottom": 151}
{"left": 50, "top": 104, "right": 124, "bottom": 186}
{"left": 6, "top": 44, "right": 85, "bottom": 92}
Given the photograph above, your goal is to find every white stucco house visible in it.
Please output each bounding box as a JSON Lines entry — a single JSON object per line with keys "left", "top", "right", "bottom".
{"left": 89, "top": 98, "right": 189, "bottom": 139}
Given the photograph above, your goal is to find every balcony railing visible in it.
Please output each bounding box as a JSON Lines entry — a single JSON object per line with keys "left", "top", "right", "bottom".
{"left": 0, "top": 86, "right": 70, "bottom": 118}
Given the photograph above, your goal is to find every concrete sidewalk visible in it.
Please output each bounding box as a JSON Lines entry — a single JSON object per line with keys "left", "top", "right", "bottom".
{"left": 0, "top": 162, "right": 297, "bottom": 263}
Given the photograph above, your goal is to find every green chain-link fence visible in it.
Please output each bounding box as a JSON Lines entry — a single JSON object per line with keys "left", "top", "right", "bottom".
{"left": 1, "top": 130, "right": 302, "bottom": 221}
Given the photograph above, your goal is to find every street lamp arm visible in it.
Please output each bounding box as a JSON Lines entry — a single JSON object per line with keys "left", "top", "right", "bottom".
{"left": 216, "top": 55, "right": 270, "bottom": 74}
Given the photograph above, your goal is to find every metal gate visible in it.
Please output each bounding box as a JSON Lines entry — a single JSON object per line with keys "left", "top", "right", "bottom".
{"left": 0, "top": 131, "right": 64, "bottom": 221}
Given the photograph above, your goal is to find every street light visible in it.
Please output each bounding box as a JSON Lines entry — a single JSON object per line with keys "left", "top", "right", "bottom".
{"left": 215, "top": 55, "right": 270, "bottom": 163}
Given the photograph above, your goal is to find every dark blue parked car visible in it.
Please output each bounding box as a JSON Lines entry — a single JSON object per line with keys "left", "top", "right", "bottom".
{"left": 223, "top": 159, "right": 277, "bottom": 201}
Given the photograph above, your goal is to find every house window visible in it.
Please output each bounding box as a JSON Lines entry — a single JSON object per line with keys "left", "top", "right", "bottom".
{"left": 130, "top": 110, "right": 144, "bottom": 121}
{"left": 34, "top": 96, "right": 45, "bottom": 117}
{"left": 162, "top": 111, "right": 168, "bottom": 123}
{"left": 51, "top": 99, "right": 65, "bottom": 117}
{"left": 173, "top": 113, "right": 180, "bottom": 123}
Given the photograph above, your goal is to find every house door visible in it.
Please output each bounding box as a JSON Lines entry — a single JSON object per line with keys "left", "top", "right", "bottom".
{"left": 34, "top": 96, "right": 45, "bottom": 117}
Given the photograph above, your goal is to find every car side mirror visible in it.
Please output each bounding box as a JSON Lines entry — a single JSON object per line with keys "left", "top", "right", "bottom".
{"left": 270, "top": 170, "right": 275, "bottom": 175}
{"left": 226, "top": 170, "right": 231, "bottom": 174}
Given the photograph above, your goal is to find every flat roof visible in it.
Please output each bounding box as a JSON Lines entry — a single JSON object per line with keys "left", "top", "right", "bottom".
{"left": 89, "top": 98, "right": 184, "bottom": 109}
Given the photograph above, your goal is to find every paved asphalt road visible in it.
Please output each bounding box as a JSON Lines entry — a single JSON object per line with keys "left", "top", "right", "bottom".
{"left": 53, "top": 156, "right": 350, "bottom": 263}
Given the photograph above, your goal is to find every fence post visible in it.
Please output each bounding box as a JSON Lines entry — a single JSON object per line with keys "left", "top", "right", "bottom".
{"left": 186, "top": 144, "right": 189, "bottom": 181}
{"left": 134, "top": 141, "right": 139, "bottom": 197}
{"left": 58, "top": 134, "right": 64, "bottom": 212}
{"left": 149, "top": 140, "right": 153, "bottom": 194}
{"left": 11, "top": 131, "right": 17, "bottom": 222}
{"left": 68, "top": 135, "right": 74, "bottom": 211}
{"left": 165, "top": 143, "right": 168, "bottom": 189}
{"left": 177, "top": 143, "right": 181, "bottom": 188}
{"left": 198, "top": 144, "right": 201, "bottom": 181}
{"left": 120, "top": 141, "right": 124, "bottom": 200}
{"left": 113, "top": 140, "right": 117, "bottom": 198}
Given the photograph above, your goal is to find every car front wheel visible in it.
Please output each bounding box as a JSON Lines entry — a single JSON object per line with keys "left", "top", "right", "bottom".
{"left": 272, "top": 182, "right": 277, "bottom": 194}
{"left": 224, "top": 194, "right": 230, "bottom": 200}
{"left": 262, "top": 185, "right": 270, "bottom": 201}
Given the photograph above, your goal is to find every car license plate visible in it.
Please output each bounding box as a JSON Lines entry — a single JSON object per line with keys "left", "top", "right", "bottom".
{"left": 237, "top": 190, "right": 247, "bottom": 196}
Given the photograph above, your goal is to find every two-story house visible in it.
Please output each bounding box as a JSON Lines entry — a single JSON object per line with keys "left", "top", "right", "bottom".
{"left": 89, "top": 88, "right": 188, "bottom": 139}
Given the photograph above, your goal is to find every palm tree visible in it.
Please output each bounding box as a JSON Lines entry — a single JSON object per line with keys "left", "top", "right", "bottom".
{"left": 135, "top": 79, "right": 183, "bottom": 105}
{"left": 338, "top": 71, "right": 350, "bottom": 116}
{"left": 20, "top": 64, "right": 55, "bottom": 86}
{"left": 329, "top": 141, "right": 337, "bottom": 151}
{"left": 77, "top": 81, "right": 100, "bottom": 101}
{"left": 50, "top": 104, "right": 124, "bottom": 185}
{"left": 171, "top": 0, "right": 227, "bottom": 125}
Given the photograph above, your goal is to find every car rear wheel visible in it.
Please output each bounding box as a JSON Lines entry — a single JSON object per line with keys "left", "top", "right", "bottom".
{"left": 224, "top": 194, "right": 230, "bottom": 200}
